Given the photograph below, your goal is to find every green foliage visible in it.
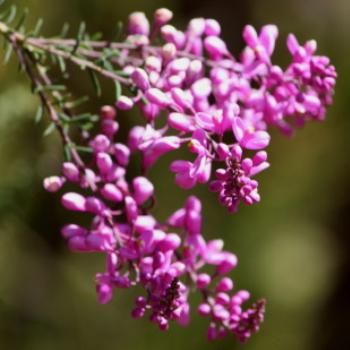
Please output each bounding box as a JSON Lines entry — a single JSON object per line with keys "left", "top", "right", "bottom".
{"left": 34, "top": 104, "right": 44, "bottom": 123}
{"left": 0, "top": 0, "right": 132, "bottom": 162}
{"left": 87, "top": 68, "right": 102, "bottom": 97}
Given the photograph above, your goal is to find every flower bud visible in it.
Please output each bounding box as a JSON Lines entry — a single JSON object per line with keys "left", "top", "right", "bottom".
{"left": 131, "top": 307, "right": 145, "bottom": 319}
{"left": 216, "top": 143, "right": 230, "bottom": 160}
{"left": 162, "top": 43, "right": 177, "bottom": 60}
{"left": 236, "top": 290, "right": 250, "bottom": 302}
{"left": 287, "top": 33, "right": 299, "bottom": 55}
{"left": 90, "top": 134, "right": 110, "bottom": 152}
{"left": 128, "top": 126, "right": 144, "bottom": 151}
{"left": 96, "top": 152, "right": 114, "bottom": 174}
{"left": 100, "top": 105, "right": 116, "bottom": 120}
{"left": 188, "top": 37, "right": 203, "bottom": 56}
{"left": 253, "top": 151, "right": 268, "bottom": 165}
{"left": 215, "top": 292, "right": 230, "bottom": 305}
{"left": 106, "top": 252, "right": 118, "bottom": 275}
{"left": 168, "top": 74, "right": 184, "bottom": 88}
{"left": 241, "top": 158, "right": 253, "bottom": 173}
{"left": 188, "top": 18, "right": 205, "bottom": 37}
{"left": 215, "top": 168, "right": 228, "bottom": 181}
{"left": 191, "top": 78, "right": 212, "bottom": 99}
{"left": 207, "top": 324, "right": 218, "bottom": 341}
{"left": 62, "top": 162, "right": 80, "bottom": 182}
{"left": 153, "top": 251, "right": 166, "bottom": 269}
{"left": 205, "top": 19, "right": 221, "bottom": 36}
{"left": 186, "top": 208, "right": 202, "bottom": 235}
{"left": 140, "top": 256, "right": 154, "bottom": 274}
{"left": 85, "top": 197, "right": 105, "bottom": 214}
{"left": 113, "top": 143, "right": 130, "bottom": 166}
{"left": 140, "top": 103, "right": 160, "bottom": 121}
{"left": 101, "top": 183, "right": 123, "bottom": 202}
{"left": 61, "top": 224, "right": 86, "bottom": 239}
{"left": 154, "top": 8, "right": 173, "bottom": 26}
{"left": 204, "top": 36, "right": 228, "bottom": 58}
{"left": 131, "top": 68, "right": 150, "bottom": 91}
{"left": 168, "top": 113, "right": 195, "bottom": 132}
{"left": 167, "top": 208, "right": 186, "bottom": 227}
{"left": 216, "top": 252, "right": 238, "bottom": 274}
{"left": 260, "top": 24, "right": 278, "bottom": 55}
{"left": 134, "top": 215, "right": 156, "bottom": 234}
{"left": 116, "top": 96, "right": 134, "bottom": 110}
{"left": 185, "top": 196, "right": 202, "bottom": 212}
{"left": 198, "top": 303, "right": 211, "bottom": 316}
{"left": 196, "top": 273, "right": 211, "bottom": 289}
{"left": 145, "top": 88, "right": 171, "bottom": 108}
{"left": 231, "top": 144, "right": 243, "bottom": 161}
{"left": 132, "top": 176, "right": 154, "bottom": 205}
{"left": 125, "top": 196, "right": 138, "bottom": 222}
{"left": 61, "top": 192, "right": 86, "bottom": 212}
{"left": 157, "top": 233, "right": 181, "bottom": 252}
{"left": 145, "top": 56, "right": 162, "bottom": 72}
{"left": 96, "top": 283, "right": 113, "bottom": 304}
{"left": 188, "top": 59, "right": 203, "bottom": 80}
{"left": 101, "top": 119, "right": 119, "bottom": 138}
{"left": 212, "top": 304, "right": 230, "bottom": 321}
{"left": 161, "top": 24, "right": 176, "bottom": 40}
{"left": 128, "top": 12, "right": 150, "bottom": 36}
{"left": 161, "top": 25, "right": 186, "bottom": 48}
{"left": 215, "top": 277, "right": 234, "bottom": 292}
{"left": 242, "top": 25, "right": 259, "bottom": 48}
{"left": 68, "top": 236, "right": 88, "bottom": 252}
{"left": 43, "top": 176, "right": 64, "bottom": 192}
{"left": 81, "top": 168, "right": 97, "bottom": 189}
{"left": 169, "top": 261, "right": 186, "bottom": 277}
{"left": 86, "top": 233, "right": 112, "bottom": 251}
{"left": 158, "top": 317, "right": 169, "bottom": 331}
{"left": 169, "top": 57, "right": 190, "bottom": 73}
{"left": 171, "top": 88, "right": 193, "bottom": 110}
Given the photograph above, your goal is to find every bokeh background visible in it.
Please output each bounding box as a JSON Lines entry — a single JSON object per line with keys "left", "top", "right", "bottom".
{"left": 0, "top": 0, "right": 349, "bottom": 349}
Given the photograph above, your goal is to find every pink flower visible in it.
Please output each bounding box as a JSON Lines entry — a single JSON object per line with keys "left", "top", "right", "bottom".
{"left": 232, "top": 117, "right": 270, "bottom": 150}
{"left": 195, "top": 110, "right": 234, "bottom": 134}
{"left": 42, "top": 8, "right": 337, "bottom": 343}
{"left": 170, "top": 130, "right": 212, "bottom": 189}
{"left": 170, "top": 157, "right": 212, "bottom": 189}
{"left": 242, "top": 24, "right": 278, "bottom": 63}
{"left": 140, "top": 135, "right": 182, "bottom": 170}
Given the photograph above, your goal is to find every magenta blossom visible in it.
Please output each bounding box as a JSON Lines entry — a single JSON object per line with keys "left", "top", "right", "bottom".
{"left": 232, "top": 117, "right": 271, "bottom": 150}
{"left": 170, "top": 130, "right": 212, "bottom": 189}
{"left": 40, "top": 7, "right": 336, "bottom": 345}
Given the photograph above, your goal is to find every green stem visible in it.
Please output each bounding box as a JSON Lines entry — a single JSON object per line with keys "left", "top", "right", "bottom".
{"left": 0, "top": 20, "right": 131, "bottom": 85}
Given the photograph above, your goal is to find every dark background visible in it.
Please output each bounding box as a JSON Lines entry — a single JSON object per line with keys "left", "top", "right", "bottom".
{"left": 0, "top": 0, "right": 349, "bottom": 349}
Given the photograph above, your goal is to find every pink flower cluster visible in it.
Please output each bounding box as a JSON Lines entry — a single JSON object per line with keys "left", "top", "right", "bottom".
{"left": 44, "top": 108, "right": 265, "bottom": 341}
{"left": 43, "top": 8, "right": 336, "bottom": 343}
{"left": 116, "top": 9, "right": 336, "bottom": 212}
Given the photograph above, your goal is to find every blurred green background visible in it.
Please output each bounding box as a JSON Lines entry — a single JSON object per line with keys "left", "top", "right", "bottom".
{"left": 0, "top": 0, "right": 349, "bottom": 349}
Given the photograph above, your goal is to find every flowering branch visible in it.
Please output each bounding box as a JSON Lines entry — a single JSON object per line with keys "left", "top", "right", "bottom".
{"left": 0, "top": 2, "right": 336, "bottom": 343}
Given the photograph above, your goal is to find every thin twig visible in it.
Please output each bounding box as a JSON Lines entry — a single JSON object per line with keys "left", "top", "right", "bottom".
{"left": 0, "top": 21, "right": 131, "bottom": 85}
{"left": 29, "top": 36, "right": 239, "bottom": 71}
{"left": 9, "top": 34, "right": 85, "bottom": 168}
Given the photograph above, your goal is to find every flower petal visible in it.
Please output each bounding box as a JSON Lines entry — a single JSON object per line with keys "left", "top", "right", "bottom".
{"left": 232, "top": 117, "right": 246, "bottom": 142}
{"left": 242, "top": 131, "right": 271, "bottom": 150}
